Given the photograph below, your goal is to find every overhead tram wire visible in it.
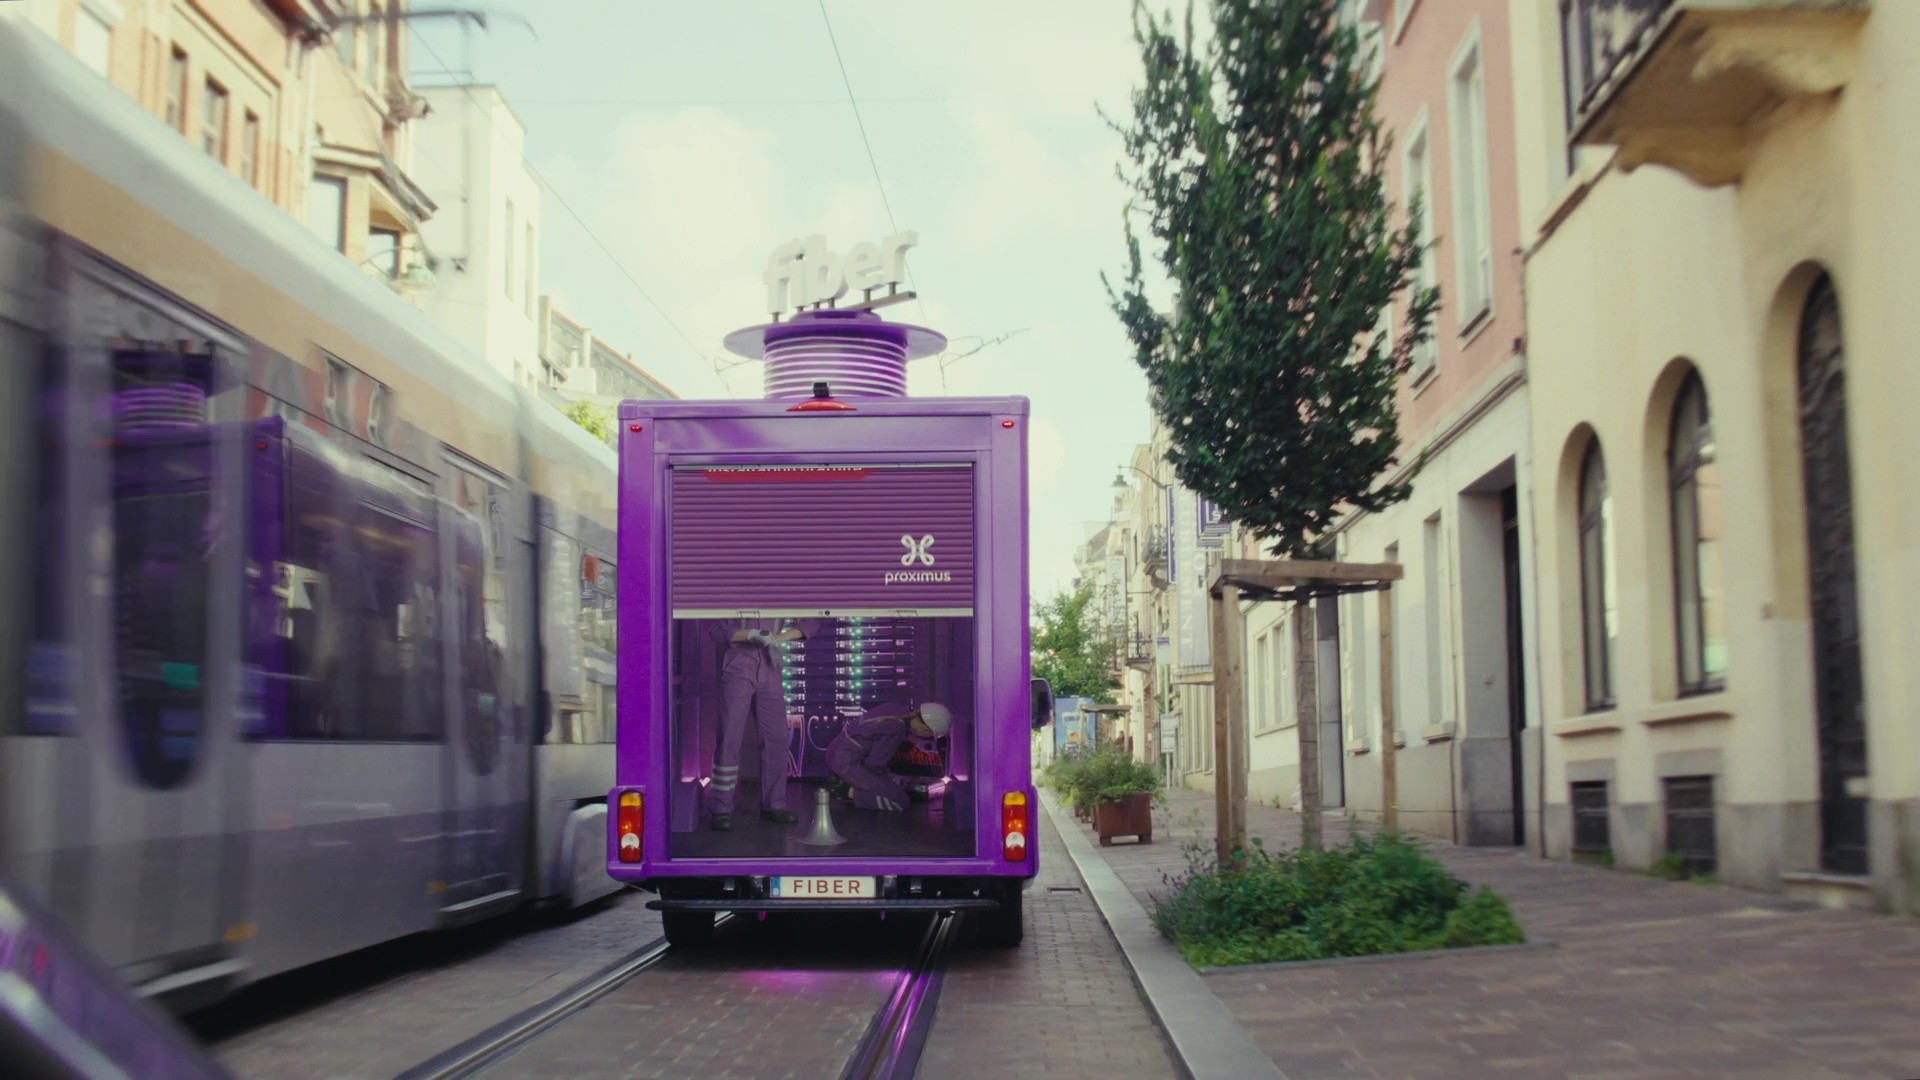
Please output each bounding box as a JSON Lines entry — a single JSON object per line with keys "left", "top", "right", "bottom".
{"left": 410, "top": 30, "right": 716, "bottom": 382}
{"left": 816, "top": 0, "right": 941, "bottom": 383}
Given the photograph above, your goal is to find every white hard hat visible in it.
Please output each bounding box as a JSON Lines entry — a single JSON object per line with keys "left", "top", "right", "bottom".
{"left": 917, "top": 702, "right": 952, "bottom": 737}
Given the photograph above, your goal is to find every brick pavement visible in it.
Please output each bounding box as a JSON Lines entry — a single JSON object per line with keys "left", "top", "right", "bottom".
{"left": 484, "top": 912, "right": 920, "bottom": 1080}
{"left": 203, "top": 813, "right": 1182, "bottom": 1080}
{"left": 1086, "top": 787, "right": 1920, "bottom": 1079}
{"left": 919, "top": 811, "right": 1180, "bottom": 1080}
{"left": 202, "top": 891, "right": 665, "bottom": 1079}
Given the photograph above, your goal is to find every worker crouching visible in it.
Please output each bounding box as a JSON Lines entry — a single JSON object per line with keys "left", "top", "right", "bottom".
{"left": 827, "top": 701, "right": 951, "bottom": 812}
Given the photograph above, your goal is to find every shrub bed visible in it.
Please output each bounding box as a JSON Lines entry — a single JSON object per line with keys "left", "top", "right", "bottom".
{"left": 1150, "top": 832, "right": 1525, "bottom": 968}
{"left": 1041, "top": 746, "right": 1162, "bottom": 817}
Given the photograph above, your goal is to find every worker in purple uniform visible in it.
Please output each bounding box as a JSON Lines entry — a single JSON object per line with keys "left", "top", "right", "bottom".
{"left": 710, "top": 621, "right": 803, "bottom": 831}
{"left": 827, "top": 701, "right": 951, "bottom": 812}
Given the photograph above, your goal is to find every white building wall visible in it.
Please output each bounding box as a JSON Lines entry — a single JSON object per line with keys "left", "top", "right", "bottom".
{"left": 1246, "top": 600, "right": 1300, "bottom": 807}
{"left": 415, "top": 84, "right": 540, "bottom": 386}
{"left": 1330, "top": 381, "right": 1540, "bottom": 847}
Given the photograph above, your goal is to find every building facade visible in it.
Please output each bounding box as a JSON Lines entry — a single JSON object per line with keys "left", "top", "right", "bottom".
{"left": 531, "top": 296, "right": 677, "bottom": 446}
{"left": 1300, "top": 0, "right": 1544, "bottom": 847}
{"left": 1508, "top": 0, "right": 1918, "bottom": 912}
{"left": 13, "top": 0, "right": 437, "bottom": 293}
{"left": 415, "top": 82, "right": 540, "bottom": 384}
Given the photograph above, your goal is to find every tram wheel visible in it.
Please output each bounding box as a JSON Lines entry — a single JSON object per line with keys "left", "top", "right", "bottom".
{"left": 663, "top": 909, "right": 715, "bottom": 949}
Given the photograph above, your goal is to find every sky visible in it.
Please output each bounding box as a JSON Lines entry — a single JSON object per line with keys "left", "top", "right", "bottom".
{"left": 408, "top": 1, "right": 1170, "bottom": 598}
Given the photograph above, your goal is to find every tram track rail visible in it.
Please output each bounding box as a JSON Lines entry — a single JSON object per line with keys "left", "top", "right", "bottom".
{"left": 390, "top": 917, "right": 710, "bottom": 1080}
{"left": 840, "top": 910, "right": 961, "bottom": 1080}
{"left": 391, "top": 908, "right": 960, "bottom": 1080}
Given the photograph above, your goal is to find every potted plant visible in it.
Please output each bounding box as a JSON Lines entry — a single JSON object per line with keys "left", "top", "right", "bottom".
{"left": 1075, "top": 747, "right": 1162, "bottom": 846}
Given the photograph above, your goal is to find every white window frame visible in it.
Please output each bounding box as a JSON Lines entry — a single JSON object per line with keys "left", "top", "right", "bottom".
{"left": 503, "top": 199, "right": 517, "bottom": 300}
{"left": 73, "top": 0, "right": 123, "bottom": 79}
{"left": 307, "top": 174, "right": 347, "bottom": 253}
{"left": 524, "top": 221, "right": 536, "bottom": 317}
{"left": 1447, "top": 21, "right": 1495, "bottom": 334}
{"left": 1422, "top": 513, "right": 1447, "bottom": 728}
{"left": 1252, "top": 630, "right": 1272, "bottom": 732}
{"left": 1271, "top": 629, "right": 1290, "bottom": 731}
{"left": 1393, "top": 0, "right": 1418, "bottom": 43}
{"left": 1401, "top": 107, "right": 1438, "bottom": 378}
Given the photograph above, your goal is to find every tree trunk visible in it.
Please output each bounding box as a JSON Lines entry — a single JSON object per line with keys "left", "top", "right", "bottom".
{"left": 1210, "top": 584, "right": 1247, "bottom": 866}
{"left": 1293, "top": 599, "right": 1321, "bottom": 851}
{"left": 1379, "top": 585, "right": 1398, "bottom": 835}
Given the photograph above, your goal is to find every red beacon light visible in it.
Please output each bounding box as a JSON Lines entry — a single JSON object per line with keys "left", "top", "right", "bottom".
{"left": 787, "top": 381, "right": 857, "bottom": 413}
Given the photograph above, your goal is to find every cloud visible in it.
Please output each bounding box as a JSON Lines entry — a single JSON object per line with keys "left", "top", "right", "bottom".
{"left": 511, "top": 0, "right": 1165, "bottom": 596}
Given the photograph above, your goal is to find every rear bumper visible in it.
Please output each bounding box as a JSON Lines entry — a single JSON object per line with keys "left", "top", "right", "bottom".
{"left": 648, "top": 897, "right": 1001, "bottom": 913}
{"left": 639, "top": 872, "right": 1024, "bottom": 910}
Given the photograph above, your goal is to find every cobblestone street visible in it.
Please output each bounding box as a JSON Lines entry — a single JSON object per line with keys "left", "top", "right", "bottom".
{"left": 1084, "top": 787, "right": 1920, "bottom": 1079}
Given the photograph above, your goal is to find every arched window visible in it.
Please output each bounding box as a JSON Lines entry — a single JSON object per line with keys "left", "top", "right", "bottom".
{"left": 1577, "top": 440, "right": 1615, "bottom": 710}
{"left": 1669, "top": 372, "right": 1726, "bottom": 694}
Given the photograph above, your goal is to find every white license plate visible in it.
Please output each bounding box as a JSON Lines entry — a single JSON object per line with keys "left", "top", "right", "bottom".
{"left": 770, "top": 876, "right": 876, "bottom": 899}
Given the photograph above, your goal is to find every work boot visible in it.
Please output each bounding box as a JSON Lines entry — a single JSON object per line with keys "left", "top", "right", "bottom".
{"left": 760, "top": 808, "right": 798, "bottom": 824}
{"left": 710, "top": 814, "right": 732, "bottom": 832}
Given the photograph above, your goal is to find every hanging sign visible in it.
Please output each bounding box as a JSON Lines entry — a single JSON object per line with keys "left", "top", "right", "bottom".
{"left": 1197, "top": 496, "right": 1230, "bottom": 546}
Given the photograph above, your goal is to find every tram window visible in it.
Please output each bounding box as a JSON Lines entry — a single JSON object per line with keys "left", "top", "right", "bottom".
{"left": 581, "top": 556, "right": 615, "bottom": 744}
{"left": 346, "top": 487, "right": 441, "bottom": 741}
{"left": 451, "top": 466, "right": 510, "bottom": 769}
{"left": 23, "top": 335, "right": 74, "bottom": 736}
{"left": 113, "top": 487, "right": 213, "bottom": 786}
{"left": 268, "top": 443, "right": 442, "bottom": 742}
{"left": 538, "top": 524, "right": 615, "bottom": 746}
{"left": 108, "top": 344, "right": 221, "bottom": 786}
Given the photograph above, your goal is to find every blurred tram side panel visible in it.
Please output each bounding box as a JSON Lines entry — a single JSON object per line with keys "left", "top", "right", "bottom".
{"left": 0, "top": 20, "right": 623, "bottom": 1011}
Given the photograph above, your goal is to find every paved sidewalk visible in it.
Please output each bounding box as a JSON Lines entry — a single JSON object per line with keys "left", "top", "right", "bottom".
{"left": 1079, "top": 787, "right": 1920, "bottom": 1079}
{"left": 920, "top": 810, "right": 1179, "bottom": 1080}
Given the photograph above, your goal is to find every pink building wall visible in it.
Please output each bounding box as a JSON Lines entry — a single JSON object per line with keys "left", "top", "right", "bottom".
{"left": 1368, "top": 0, "right": 1526, "bottom": 448}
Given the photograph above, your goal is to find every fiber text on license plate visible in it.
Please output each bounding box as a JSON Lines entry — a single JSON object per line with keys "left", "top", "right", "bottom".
{"left": 771, "top": 876, "right": 875, "bottom": 899}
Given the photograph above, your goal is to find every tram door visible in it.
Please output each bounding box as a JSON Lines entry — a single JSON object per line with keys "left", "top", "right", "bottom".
{"left": 438, "top": 458, "right": 530, "bottom": 918}
{"left": 59, "top": 257, "right": 248, "bottom": 987}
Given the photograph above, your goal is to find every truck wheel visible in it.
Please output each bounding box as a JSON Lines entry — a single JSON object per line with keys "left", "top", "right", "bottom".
{"left": 663, "top": 910, "right": 715, "bottom": 949}
{"left": 979, "top": 889, "right": 1024, "bottom": 948}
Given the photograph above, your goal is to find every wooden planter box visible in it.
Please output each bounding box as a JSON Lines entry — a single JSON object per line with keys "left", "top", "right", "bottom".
{"left": 1093, "top": 793, "right": 1154, "bottom": 846}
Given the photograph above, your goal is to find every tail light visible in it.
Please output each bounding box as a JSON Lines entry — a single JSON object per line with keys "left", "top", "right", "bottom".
{"left": 1001, "top": 792, "right": 1029, "bottom": 862}
{"left": 616, "top": 791, "right": 643, "bottom": 863}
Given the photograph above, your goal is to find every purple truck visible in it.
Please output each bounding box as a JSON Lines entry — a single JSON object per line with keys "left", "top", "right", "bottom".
{"left": 607, "top": 309, "right": 1053, "bottom": 948}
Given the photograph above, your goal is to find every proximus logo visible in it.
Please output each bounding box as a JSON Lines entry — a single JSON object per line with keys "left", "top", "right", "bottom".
{"left": 888, "top": 534, "right": 948, "bottom": 585}
{"left": 900, "top": 534, "right": 936, "bottom": 567}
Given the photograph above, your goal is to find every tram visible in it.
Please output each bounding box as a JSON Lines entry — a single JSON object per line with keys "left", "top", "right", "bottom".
{"left": 0, "top": 21, "right": 622, "bottom": 1008}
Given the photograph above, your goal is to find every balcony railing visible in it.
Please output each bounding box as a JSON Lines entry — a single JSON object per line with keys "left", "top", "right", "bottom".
{"left": 1141, "top": 527, "right": 1168, "bottom": 572}
{"left": 1562, "top": 0, "right": 1677, "bottom": 131}
{"left": 1561, "top": 0, "right": 1869, "bottom": 187}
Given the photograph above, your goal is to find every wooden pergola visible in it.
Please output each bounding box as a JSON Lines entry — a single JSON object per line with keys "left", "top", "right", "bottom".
{"left": 1208, "top": 558, "right": 1404, "bottom": 863}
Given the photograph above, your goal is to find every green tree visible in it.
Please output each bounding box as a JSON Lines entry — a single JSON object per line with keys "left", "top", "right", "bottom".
{"left": 1032, "top": 582, "right": 1120, "bottom": 702}
{"left": 1107, "top": 0, "right": 1436, "bottom": 557}
{"left": 564, "top": 400, "right": 615, "bottom": 445}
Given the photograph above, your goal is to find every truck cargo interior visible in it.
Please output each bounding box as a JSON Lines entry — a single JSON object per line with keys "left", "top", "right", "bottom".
{"left": 668, "top": 614, "right": 978, "bottom": 859}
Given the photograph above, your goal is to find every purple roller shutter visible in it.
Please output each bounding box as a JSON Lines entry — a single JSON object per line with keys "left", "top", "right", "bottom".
{"left": 669, "top": 464, "right": 975, "bottom": 615}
